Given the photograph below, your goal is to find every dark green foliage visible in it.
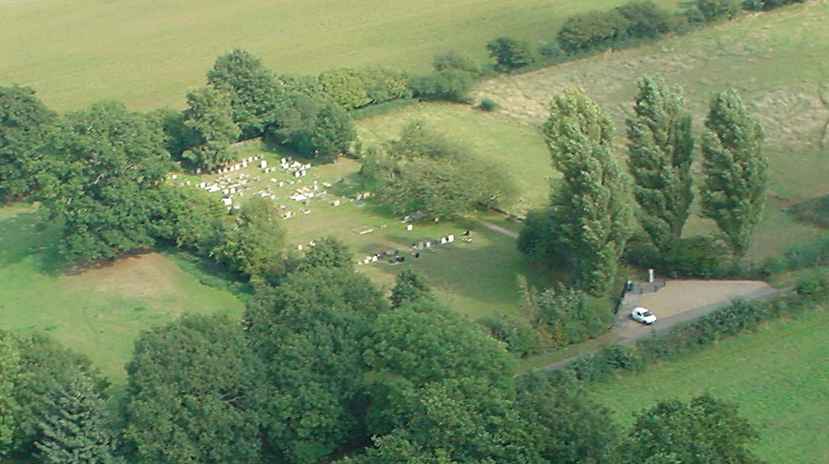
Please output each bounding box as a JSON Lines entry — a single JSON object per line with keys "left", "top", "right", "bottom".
{"left": 539, "top": 41, "right": 566, "bottom": 60}
{"left": 517, "top": 208, "right": 560, "bottom": 264}
{"left": 620, "top": 395, "right": 762, "bottom": 464}
{"left": 627, "top": 77, "right": 695, "bottom": 251}
{"left": 8, "top": 334, "right": 105, "bottom": 457}
{"left": 409, "top": 69, "right": 476, "bottom": 103}
{"left": 149, "top": 108, "right": 197, "bottom": 160}
{"left": 318, "top": 68, "right": 372, "bottom": 110}
{"left": 364, "top": 301, "right": 513, "bottom": 388}
{"left": 795, "top": 270, "right": 829, "bottom": 297}
{"left": 516, "top": 373, "right": 620, "bottom": 464}
{"left": 534, "top": 285, "right": 613, "bottom": 346}
{"left": 182, "top": 87, "right": 241, "bottom": 171}
{"left": 616, "top": 1, "right": 673, "bottom": 38}
{"left": 386, "top": 120, "right": 466, "bottom": 161}
{"left": 390, "top": 269, "right": 432, "bottom": 308}
{"left": 0, "top": 85, "right": 56, "bottom": 202}
{"left": 479, "top": 315, "right": 540, "bottom": 357}
{"left": 696, "top": 0, "right": 742, "bottom": 21}
{"left": 244, "top": 267, "right": 388, "bottom": 464}
{"left": 789, "top": 194, "right": 829, "bottom": 228}
{"left": 39, "top": 102, "right": 172, "bottom": 264}
{"left": 569, "top": 345, "right": 644, "bottom": 382}
{"left": 0, "top": 331, "right": 20, "bottom": 456}
{"left": 148, "top": 186, "right": 225, "bottom": 255}
{"left": 432, "top": 50, "right": 480, "bottom": 75}
{"left": 743, "top": 0, "right": 806, "bottom": 10}
{"left": 269, "top": 93, "right": 356, "bottom": 162}
{"left": 625, "top": 235, "right": 736, "bottom": 279}
{"left": 124, "top": 314, "right": 263, "bottom": 464}
{"left": 486, "top": 37, "right": 536, "bottom": 71}
{"left": 557, "top": 10, "right": 631, "bottom": 54}
{"left": 350, "top": 378, "right": 539, "bottom": 464}
{"left": 702, "top": 89, "right": 767, "bottom": 257}
{"left": 34, "top": 371, "right": 119, "bottom": 464}
{"left": 212, "top": 197, "right": 286, "bottom": 279}
{"left": 207, "top": 49, "right": 280, "bottom": 138}
{"left": 771, "top": 234, "right": 829, "bottom": 272}
{"left": 542, "top": 90, "right": 634, "bottom": 295}
{"left": 295, "top": 237, "right": 354, "bottom": 272}
{"left": 479, "top": 97, "right": 498, "bottom": 112}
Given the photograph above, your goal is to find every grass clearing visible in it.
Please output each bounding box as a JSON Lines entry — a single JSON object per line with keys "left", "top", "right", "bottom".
{"left": 589, "top": 305, "right": 829, "bottom": 464}
{"left": 0, "top": 206, "right": 244, "bottom": 380}
{"left": 0, "top": 0, "right": 679, "bottom": 111}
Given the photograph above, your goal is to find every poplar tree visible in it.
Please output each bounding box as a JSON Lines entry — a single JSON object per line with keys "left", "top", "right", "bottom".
{"left": 542, "top": 89, "right": 633, "bottom": 295}
{"left": 701, "top": 89, "right": 767, "bottom": 257}
{"left": 626, "top": 77, "right": 695, "bottom": 251}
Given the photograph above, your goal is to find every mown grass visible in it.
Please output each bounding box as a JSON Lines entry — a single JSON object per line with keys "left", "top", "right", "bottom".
{"left": 0, "top": 206, "right": 244, "bottom": 380}
{"left": 589, "top": 305, "right": 829, "bottom": 464}
{"left": 0, "top": 0, "right": 678, "bottom": 111}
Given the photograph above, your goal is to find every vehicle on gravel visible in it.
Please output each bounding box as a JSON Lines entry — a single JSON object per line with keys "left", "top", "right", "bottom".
{"left": 632, "top": 307, "right": 656, "bottom": 325}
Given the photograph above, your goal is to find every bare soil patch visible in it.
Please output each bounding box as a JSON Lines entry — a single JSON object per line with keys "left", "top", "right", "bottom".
{"left": 60, "top": 252, "right": 181, "bottom": 300}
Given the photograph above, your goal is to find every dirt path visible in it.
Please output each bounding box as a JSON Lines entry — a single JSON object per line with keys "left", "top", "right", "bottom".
{"left": 478, "top": 220, "right": 519, "bottom": 239}
{"left": 540, "top": 285, "right": 784, "bottom": 372}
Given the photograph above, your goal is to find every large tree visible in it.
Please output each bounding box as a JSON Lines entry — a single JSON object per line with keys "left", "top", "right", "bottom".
{"left": 626, "top": 77, "right": 695, "bottom": 251}
{"left": 701, "top": 89, "right": 767, "bottom": 257}
{"left": 39, "top": 102, "right": 172, "bottom": 264}
{"left": 212, "top": 197, "right": 286, "bottom": 280}
{"left": 244, "top": 267, "right": 388, "bottom": 464}
{"left": 620, "top": 394, "right": 762, "bottom": 464}
{"left": 207, "top": 49, "right": 280, "bottom": 138}
{"left": 182, "top": 87, "right": 240, "bottom": 171}
{"left": 0, "top": 85, "right": 56, "bottom": 202}
{"left": 34, "top": 371, "right": 119, "bottom": 464}
{"left": 541, "top": 89, "right": 633, "bottom": 295}
{"left": 123, "top": 314, "right": 263, "bottom": 464}
{"left": 269, "top": 93, "right": 356, "bottom": 163}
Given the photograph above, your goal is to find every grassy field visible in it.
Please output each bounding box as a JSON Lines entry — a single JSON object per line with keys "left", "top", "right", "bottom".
{"left": 472, "top": 0, "right": 829, "bottom": 258}
{"left": 0, "top": 205, "right": 244, "bottom": 380}
{"left": 589, "top": 305, "right": 829, "bottom": 464}
{"left": 0, "top": 0, "right": 677, "bottom": 111}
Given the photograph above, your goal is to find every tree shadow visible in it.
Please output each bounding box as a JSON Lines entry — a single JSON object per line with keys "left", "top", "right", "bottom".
{"left": 157, "top": 246, "right": 254, "bottom": 301}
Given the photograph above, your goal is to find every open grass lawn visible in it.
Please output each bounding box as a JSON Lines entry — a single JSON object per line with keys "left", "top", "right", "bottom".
{"left": 471, "top": 0, "right": 829, "bottom": 259}
{"left": 0, "top": 206, "right": 244, "bottom": 380}
{"left": 0, "top": 0, "right": 679, "bottom": 111}
{"left": 589, "top": 305, "right": 829, "bottom": 464}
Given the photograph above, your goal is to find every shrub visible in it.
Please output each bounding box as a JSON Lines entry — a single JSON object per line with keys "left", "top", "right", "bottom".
{"left": 557, "top": 10, "right": 631, "bottom": 54}
{"left": 409, "top": 70, "right": 476, "bottom": 103}
{"left": 696, "top": 0, "right": 741, "bottom": 21}
{"left": 743, "top": 0, "right": 806, "bottom": 11}
{"left": 796, "top": 271, "right": 829, "bottom": 297}
{"left": 359, "top": 67, "right": 412, "bottom": 104}
{"left": 318, "top": 68, "right": 372, "bottom": 110}
{"left": 616, "top": 1, "right": 673, "bottom": 38}
{"left": 479, "top": 98, "right": 498, "bottom": 112}
{"left": 479, "top": 316, "right": 540, "bottom": 358}
{"left": 432, "top": 50, "right": 480, "bottom": 75}
{"left": 486, "top": 37, "right": 536, "bottom": 71}
{"left": 539, "top": 41, "right": 565, "bottom": 60}
{"left": 624, "top": 235, "right": 748, "bottom": 279}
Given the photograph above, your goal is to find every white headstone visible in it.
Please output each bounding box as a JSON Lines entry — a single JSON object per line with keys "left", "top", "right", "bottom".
{"left": 406, "top": 224, "right": 413, "bottom": 231}
{"left": 447, "top": 234, "right": 454, "bottom": 243}
{"left": 260, "top": 160, "right": 268, "bottom": 169}
{"left": 649, "top": 269, "right": 655, "bottom": 283}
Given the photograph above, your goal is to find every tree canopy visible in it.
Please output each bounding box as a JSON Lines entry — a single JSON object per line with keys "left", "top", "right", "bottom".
{"left": 269, "top": 94, "right": 356, "bottom": 162}
{"left": 212, "top": 197, "right": 287, "bottom": 279}
{"left": 182, "top": 86, "right": 241, "bottom": 171}
{"left": 701, "top": 89, "right": 767, "bottom": 257}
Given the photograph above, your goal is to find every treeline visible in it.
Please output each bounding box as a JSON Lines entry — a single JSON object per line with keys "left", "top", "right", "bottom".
{"left": 480, "top": 0, "right": 809, "bottom": 74}
{"left": 0, "top": 241, "right": 769, "bottom": 464}
{"left": 520, "top": 77, "right": 769, "bottom": 294}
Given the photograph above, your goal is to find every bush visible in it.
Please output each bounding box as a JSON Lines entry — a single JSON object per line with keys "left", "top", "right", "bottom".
{"left": 359, "top": 67, "right": 412, "bottom": 105}
{"left": 486, "top": 37, "right": 536, "bottom": 71}
{"left": 616, "top": 1, "right": 673, "bottom": 38}
{"left": 743, "top": 0, "right": 806, "bottom": 11}
{"left": 696, "top": 0, "right": 741, "bottom": 21}
{"left": 432, "top": 50, "right": 480, "bottom": 75}
{"left": 535, "top": 286, "right": 613, "bottom": 347}
{"left": 557, "top": 10, "right": 631, "bottom": 54}
{"left": 479, "top": 316, "right": 540, "bottom": 358}
{"left": 539, "top": 41, "right": 566, "bottom": 60}
{"left": 479, "top": 98, "right": 498, "bottom": 112}
{"left": 796, "top": 271, "right": 829, "bottom": 297}
{"left": 409, "top": 70, "right": 476, "bottom": 103}
{"left": 318, "top": 68, "right": 372, "bottom": 110}
{"left": 624, "top": 235, "right": 749, "bottom": 279}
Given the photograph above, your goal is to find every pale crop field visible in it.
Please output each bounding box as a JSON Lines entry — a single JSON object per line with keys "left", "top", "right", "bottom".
{"left": 0, "top": 0, "right": 676, "bottom": 111}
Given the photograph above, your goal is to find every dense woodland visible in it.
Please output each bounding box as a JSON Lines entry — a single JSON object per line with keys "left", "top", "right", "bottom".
{"left": 0, "top": 0, "right": 822, "bottom": 463}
